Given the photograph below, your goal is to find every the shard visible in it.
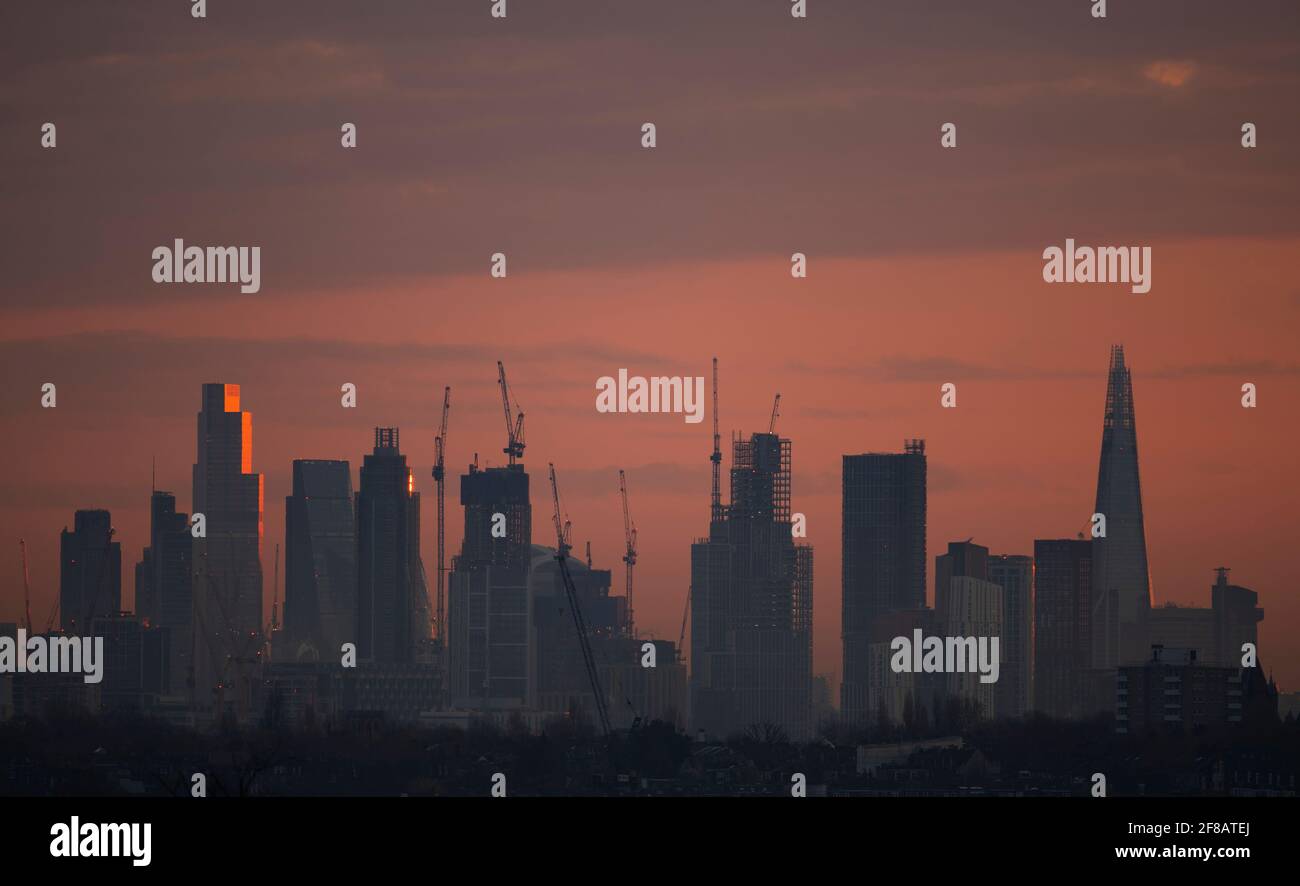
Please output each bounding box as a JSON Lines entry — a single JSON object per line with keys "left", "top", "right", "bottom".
{"left": 1090, "top": 346, "right": 1151, "bottom": 670}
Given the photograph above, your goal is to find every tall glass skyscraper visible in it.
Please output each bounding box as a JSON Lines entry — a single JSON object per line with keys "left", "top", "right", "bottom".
{"left": 988, "top": 553, "right": 1033, "bottom": 720}
{"left": 59, "top": 509, "right": 121, "bottom": 632}
{"left": 1034, "top": 538, "right": 1091, "bottom": 718}
{"left": 840, "top": 441, "right": 926, "bottom": 727}
{"left": 136, "top": 491, "right": 192, "bottom": 695}
{"left": 1090, "top": 346, "right": 1151, "bottom": 670}
{"left": 192, "top": 383, "right": 264, "bottom": 718}
{"left": 284, "top": 459, "right": 356, "bottom": 663}
{"left": 356, "top": 428, "right": 426, "bottom": 664}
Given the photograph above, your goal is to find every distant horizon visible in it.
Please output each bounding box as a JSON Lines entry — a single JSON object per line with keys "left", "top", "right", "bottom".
{"left": 4, "top": 339, "right": 1295, "bottom": 696}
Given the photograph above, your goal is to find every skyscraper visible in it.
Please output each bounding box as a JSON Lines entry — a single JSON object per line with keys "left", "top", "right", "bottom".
{"left": 1211, "top": 567, "right": 1264, "bottom": 668}
{"left": 136, "top": 491, "right": 192, "bottom": 695}
{"left": 944, "top": 576, "right": 1003, "bottom": 721}
{"left": 841, "top": 441, "right": 926, "bottom": 727}
{"left": 988, "top": 553, "right": 1033, "bottom": 719}
{"left": 935, "top": 539, "right": 989, "bottom": 624}
{"left": 1091, "top": 345, "right": 1151, "bottom": 670}
{"left": 692, "top": 431, "right": 814, "bottom": 740}
{"left": 192, "top": 383, "right": 264, "bottom": 718}
{"left": 284, "top": 459, "right": 357, "bottom": 663}
{"left": 356, "top": 429, "right": 427, "bottom": 664}
{"left": 59, "top": 509, "right": 121, "bottom": 632}
{"left": 1034, "top": 538, "right": 1091, "bottom": 718}
{"left": 448, "top": 461, "right": 532, "bottom": 707}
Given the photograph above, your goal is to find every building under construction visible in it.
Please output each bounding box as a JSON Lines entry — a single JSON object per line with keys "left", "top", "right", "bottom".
{"left": 690, "top": 430, "right": 814, "bottom": 740}
{"left": 447, "top": 461, "right": 533, "bottom": 708}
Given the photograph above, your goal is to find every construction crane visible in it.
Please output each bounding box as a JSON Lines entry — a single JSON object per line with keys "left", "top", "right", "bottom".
{"left": 269, "top": 543, "right": 280, "bottom": 635}
{"left": 204, "top": 541, "right": 267, "bottom": 722}
{"left": 690, "top": 356, "right": 723, "bottom": 662}
{"left": 19, "top": 539, "right": 33, "bottom": 633}
{"left": 548, "top": 463, "right": 612, "bottom": 739}
{"left": 432, "top": 385, "right": 451, "bottom": 645}
{"left": 710, "top": 357, "right": 722, "bottom": 523}
{"left": 768, "top": 392, "right": 781, "bottom": 433}
{"left": 44, "top": 595, "right": 59, "bottom": 634}
{"left": 497, "top": 361, "right": 525, "bottom": 466}
{"left": 618, "top": 470, "right": 637, "bottom": 638}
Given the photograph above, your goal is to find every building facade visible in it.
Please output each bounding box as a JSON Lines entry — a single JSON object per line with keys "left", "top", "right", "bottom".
{"left": 356, "top": 429, "right": 426, "bottom": 664}
{"left": 841, "top": 441, "right": 927, "bottom": 726}
{"left": 448, "top": 463, "right": 533, "bottom": 708}
{"left": 944, "top": 576, "right": 1004, "bottom": 721}
{"left": 192, "top": 383, "right": 264, "bottom": 720}
{"left": 988, "top": 553, "right": 1033, "bottom": 719}
{"left": 135, "top": 491, "right": 192, "bottom": 696}
{"left": 1033, "top": 538, "right": 1091, "bottom": 719}
{"left": 1090, "top": 346, "right": 1151, "bottom": 671}
{"left": 59, "top": 509, "right": 121, "bottom": 633}
{"left": 692, "top": 431, "right": 813, "bottom": 740}
{"left": 284, "top": 459, "right": 357, "bottom": 664}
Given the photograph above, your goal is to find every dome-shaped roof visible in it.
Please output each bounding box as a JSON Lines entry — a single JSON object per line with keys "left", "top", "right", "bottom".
{"left": 527, "top": 544, "right": 600, "bottom": 597}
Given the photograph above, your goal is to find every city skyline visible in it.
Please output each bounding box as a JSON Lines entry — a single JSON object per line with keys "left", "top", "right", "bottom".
{"left": 2, "top": 344, "right": 1292, "bottom": 698}
{"left": 3, "top": 1, "right": 1297, "bottom": 697}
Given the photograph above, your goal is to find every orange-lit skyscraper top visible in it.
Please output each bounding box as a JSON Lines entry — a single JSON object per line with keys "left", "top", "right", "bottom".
{"left": 192, "top": 382, "right": 264, "bottom": 720}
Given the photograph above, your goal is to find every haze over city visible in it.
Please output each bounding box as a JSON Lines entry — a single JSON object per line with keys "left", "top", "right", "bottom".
{"left": 2, "top": 0, "right": 1298, "bottom": 696}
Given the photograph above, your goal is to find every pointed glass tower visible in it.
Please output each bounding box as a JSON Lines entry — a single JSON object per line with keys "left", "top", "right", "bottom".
{"left": 1090, "top": 346, "right": 1151, "bottom": 669}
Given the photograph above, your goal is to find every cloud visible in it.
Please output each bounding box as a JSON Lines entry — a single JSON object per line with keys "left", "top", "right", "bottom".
{"left": 1145, "top": 360, "right": 1300, "bottom": 379}
{"left": 0, "top": 331, "right": 674, "bottom": 422}
{"left": 3, "top": 1, "right": 1299, "bottom": 307}
{"left": 788, "top": 357, "right": 1094, "bottom": 383}
{"left": 1143, "top": 60, "right": 1197, "bottom": 88}
{"left": 790, "top": 355, "right": 1300, "bottom": 384}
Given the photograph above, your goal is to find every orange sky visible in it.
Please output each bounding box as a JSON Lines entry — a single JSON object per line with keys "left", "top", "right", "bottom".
{"left": 3, "top": 238, "right": 1299, "bottom": 691}
{"left": 1, "top": 1, "right": 1298, "bottom": 694}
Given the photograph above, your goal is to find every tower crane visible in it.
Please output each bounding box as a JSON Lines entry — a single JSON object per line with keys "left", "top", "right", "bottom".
{"left": 768, "top": 393, "right": 781, "bottom": 434}
{"left": 497, "top": 361, "right": 525, "bottom": 466}
{"left": 548, "top": 464, "right": 611, "bottom": 739}
{"left": 618, "top": 470, "right": 637, "bottom": 638}
{"left": 268, "top": 543, "right": 280, "bottom": 636}
{"left": 685, "top": 356, "right": 725, "bottom": 662}
{"left": 432, "top": 385, "right": 450, "bottom": 644}
{"left": 19, "top": 539, "right": 33, "bottom": 633}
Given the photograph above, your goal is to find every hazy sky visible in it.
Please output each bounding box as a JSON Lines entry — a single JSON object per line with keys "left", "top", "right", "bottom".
{"left": 2, "top": 1, "right": 1298, "bottom": 692}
